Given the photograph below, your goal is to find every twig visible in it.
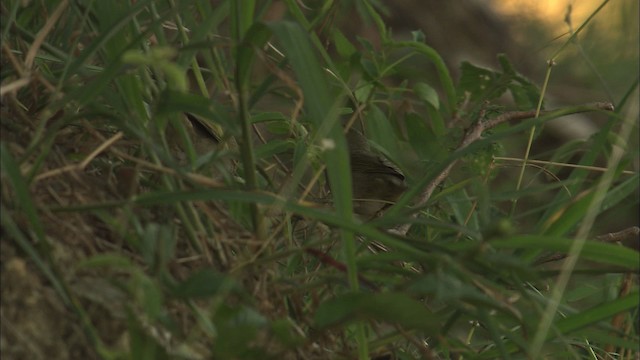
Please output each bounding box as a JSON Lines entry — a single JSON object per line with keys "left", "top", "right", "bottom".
{"left": 82, "top": 124, "right": 224, "bottom": 189}
{"left": 25, "top": 0, "right": 69, "bottom": 69}
{"left": 595, "top": 226, "right": 639, "bottom": 248}
{"left": 33, "top": 131, "right": 124, "bottom": 182}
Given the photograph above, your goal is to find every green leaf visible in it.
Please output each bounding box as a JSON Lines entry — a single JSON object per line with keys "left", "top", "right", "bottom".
{"left": 332, "top": 28, "right": 356, "bottom": 59}
{"left": 573, "top": 328, "right": 640, "bottom": 351}
{"left": 251, "top": 112, "right": 289, "bottom": 124}
{"left": 156, "top": 89, "right": 233, "bottom": 137}
{"left": 414, "top": 82, "right": 440, "bottom": 110}
{"left": 600, "top": 173, "right": 639, "bottom": 212}
{"left": 122, "top": 46, "right": 178, "bottom": 65}
{"left": 556, "top": 291, "right": 639, "bottom": 334}
{"left": 128, "top": 313, "right": 168, "bottom": 360}
{"left": 360, "top": 57, "right": 379, "bottom": 80}
{"left": 415, "top": 82, "right": 446, "bottom": 137}
{"left": 0, "top": 148, "right": 77, "bottom": 307}
{"left": 212, "top": 305, "right": 266, "bottom": 358}
{"left": 404, "top": 112, "right": 448, "bottom": 163}
{"left": 364, "top": 104, "right": 400, "bottom": 158}
{"left": 458, "top": 61, "right": 504, "bottom": 102}
{"left": 171, "top": 269, "right": 239, "bottom": 299}
{"left": 314, "top": 292, "right": 440, "bottom": 333}
{"left": 535, "top": 110, "right": 618, "bottom": 231}
{"left": 78, "top": 253, "right": 139, "bottom": 271}
{"left": 63, "top": 0, "right": 157, "bottom": 80}
{"left": 133, "top": 273, "right": 164, "bottom": 319}
{"left": 230, "top": 0, "right": 256, "bottom": 41}
{"left": 138, "top": 223, "right": 175, "bottom": 271}
{"left": 236, "top": 22, "right": 272, "bottom": 87}
{"left": 541, "top": 189, "right": 596, "bottom": 236}
{"left": 1, "top": 143, "right": 45, "bottom": 241}
{"left": 156, "top": 89, "right": 210, "bottom": 116}
{"left": 498, "top": 54, "right": 541, "bottom": 110}
{"left": 268, "top": 21, "right": 350, "bottom": 215}
{"left": 406, "top": 273, "right": 523, "bottom": 322}
{"left": 255, "top": 139, "right": 295, "bottom": 159}
{"left": 393, "top": 40, "right": 457, "bottom": 115}
{"left": 508, "top": 81, "right": 541, "bottom": 110}
{"left": 490, "top": 235, "right": 639, "bottom": 269}
{"left": 411, "top": 29, "right": 426, "bottom": 43}
{"left": 447, "top": 188, "right": 480, "bottom": 233}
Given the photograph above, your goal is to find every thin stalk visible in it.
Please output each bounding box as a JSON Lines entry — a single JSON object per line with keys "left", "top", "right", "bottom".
{"left": 511, "top": 0, "right": 610, "bottom": 216}
{"left": 235, "top": 71, "right": 265, "bottom": 242}
{"left": 232, "top": 1, "right": 265, "bottom": 242}
{"left": 529, "top": 97, "right": 636, "bottom": 358}
{"left": 511, "top": 60, "right": 553, "bottom": 215}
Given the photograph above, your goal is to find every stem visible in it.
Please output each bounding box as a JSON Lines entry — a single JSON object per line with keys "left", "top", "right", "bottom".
{"left": 511, "top": 59, "right": 553, "bottom": 216}
{"left": 528, "top": 99, "right": 635, "bottom": 358}
{"left": 232, "top": 1, "right": 265, "bottom": 242}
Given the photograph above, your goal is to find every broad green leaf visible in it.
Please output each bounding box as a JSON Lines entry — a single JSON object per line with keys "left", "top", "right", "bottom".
{"left": 498, "top": 54, "right": 541, "bottom": 110}
{"left": 458, "top": 61, "right": 504, "bottom": 102}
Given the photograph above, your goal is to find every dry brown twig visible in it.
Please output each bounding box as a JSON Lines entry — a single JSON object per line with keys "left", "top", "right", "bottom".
{"left": 0, "top": 0, "right": 69, "bottom": 97}
{"left": 32, "top": 131, "right": 124, "bottom": 183}
{"left": 81, "top": 122, "right": 224, "bottom": 189}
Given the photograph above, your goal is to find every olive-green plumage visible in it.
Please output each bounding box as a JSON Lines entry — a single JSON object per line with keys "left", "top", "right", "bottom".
{"left": 347, "top": 130, "right": 407, "bottom": 217}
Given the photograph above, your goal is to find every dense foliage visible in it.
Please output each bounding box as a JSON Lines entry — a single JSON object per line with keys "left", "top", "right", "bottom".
{"left": 1, "top": 1, "right": 638, "bottom": 359}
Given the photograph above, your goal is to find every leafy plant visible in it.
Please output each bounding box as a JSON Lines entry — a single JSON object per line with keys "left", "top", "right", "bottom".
{"left": 1, "top": 1, "right": 637, "bottom": 359}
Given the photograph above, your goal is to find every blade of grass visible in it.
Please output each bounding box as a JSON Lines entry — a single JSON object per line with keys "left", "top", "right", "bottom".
{"left": 529, "top": 78, "right": 637, "bottom": 359}
{"left": 392, "top": 41, "right": 457, "bottom": 116}
{"left": 556, "top": 291, "right": 639, "bottom": 334}
{"left": 489, "top": 235, "right": 639, "bottom": 270}
{"left": 234, "top": 20, "right": 269, "bottom": 240}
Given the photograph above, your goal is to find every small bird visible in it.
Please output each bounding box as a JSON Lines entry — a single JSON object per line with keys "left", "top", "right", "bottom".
{"left": 346, "top": 130, "right": 407, "bottom": 217}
